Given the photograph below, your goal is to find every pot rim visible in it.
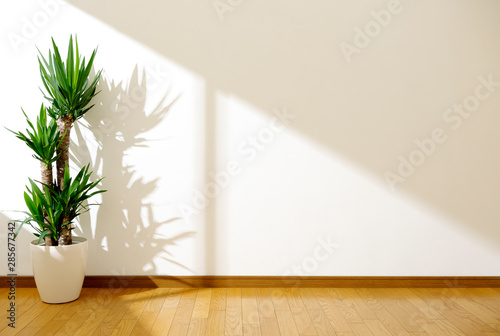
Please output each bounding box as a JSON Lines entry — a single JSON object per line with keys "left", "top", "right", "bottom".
{"left": 30, "top": 236, "right": 87, "bottom": 247}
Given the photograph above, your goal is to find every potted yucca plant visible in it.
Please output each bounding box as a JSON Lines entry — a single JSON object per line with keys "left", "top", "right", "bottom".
{"left": 9, "top": 35, "right": 105, "bottom": 303}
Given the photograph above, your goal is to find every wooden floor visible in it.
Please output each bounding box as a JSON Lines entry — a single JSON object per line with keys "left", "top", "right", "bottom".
{"left": 1, "top": 287, "right": 500, "bottom": 336}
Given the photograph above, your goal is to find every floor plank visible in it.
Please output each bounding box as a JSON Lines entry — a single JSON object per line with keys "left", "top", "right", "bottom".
{"left": 291, "top": 307, "right": 317, "bottom": 335}
{"left": 162, "top": 288, "right": 183, "bottom": 309}
{"left": 210, "top": 289, "right": 227, "bottom": 311}
{"left": 256, "top": 288, "right": 276, "bottom": 319}
{"left": 226, "top": 288, "right": 242, "bottom": 308}
{"left": 242, "top": 290, "right": 260, "bottom": 325}
{"left": 276, "top": 310, "right": 300, "bottom": 336}
{"left": 259, "top": 318, "right": 281, "bottom": 336}
{"left": 192, "top": 288, "right": 212, "bottom": 319}
{"left": 187, "top": 318, "right": 208, "bottom": 336}
{"left": 72, "top": 309, "right": 111, "bottom": 336}
{"left": 149, "top": 308, "right": 176, "bottom": 336}
{"left": 271, "top": 288, "right": 291, "bottom": 311}
{"left": 207, "top": 310, "right": 226, "bottom": 335}
{"left": 243, "top": 324, "right": 262, "bottom": 336}
{"left": 314, "top": 288, "right": 352, "bottom": 333}
{"left": 225, "top": 306, "right": 243, "bottom": 335}
{"left": 308, "top": 309, "right": 338, "bottom": 336}
{"left": 110, "top": 319, "right": 137, "bottom": 336}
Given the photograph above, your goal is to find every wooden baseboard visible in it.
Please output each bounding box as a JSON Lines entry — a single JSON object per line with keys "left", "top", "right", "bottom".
{"left": 1, "top": 276, "right": 499, "bottom": 288}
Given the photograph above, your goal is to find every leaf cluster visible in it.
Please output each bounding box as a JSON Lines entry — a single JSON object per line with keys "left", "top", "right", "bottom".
{"left": 38, "top": 35, "right": 101, "bottom": 121}
{"left": 6, "top": 104, "right": 66, "bottom": 168}
{"left": 18, "top": 164, "right": 105, "bottom": 243}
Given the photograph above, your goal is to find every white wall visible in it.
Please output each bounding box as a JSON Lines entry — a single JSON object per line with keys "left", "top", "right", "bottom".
{"left": 1, "top": 0, "right": 499, "bottom": 276}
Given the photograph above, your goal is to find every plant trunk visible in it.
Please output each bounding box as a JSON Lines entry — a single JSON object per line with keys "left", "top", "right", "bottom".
{"left": 40, "top": 161, "right": 56, "bottom": 246}
{"left": 56, "top": 115, "right": 73, "bottom": 245}
{"left": 58, "top": 216, "right": 72, "bottom": 246}
{"left": 40, "top": 161, "right": 53, "bottom": 188}
{"left": 44, "top": 233, "right": 56, "bottom": 246}
{"left": 56, "top": 116, "right": 73, "bottom": 190}
{"left": 44, "top": 234, "right": 57, "bottom": 246}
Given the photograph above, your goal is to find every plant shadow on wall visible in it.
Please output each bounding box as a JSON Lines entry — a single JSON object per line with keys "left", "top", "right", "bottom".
{"left": 68, "top": 1, "right": 500, "bottom": 251}
{"left": 70, "top": 66, "right": 194, "bottom": 275}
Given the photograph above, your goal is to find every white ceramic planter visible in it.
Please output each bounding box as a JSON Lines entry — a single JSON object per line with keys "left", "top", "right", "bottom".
{"left": 30, "top": 237, "right": 88, "bottom": 304}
